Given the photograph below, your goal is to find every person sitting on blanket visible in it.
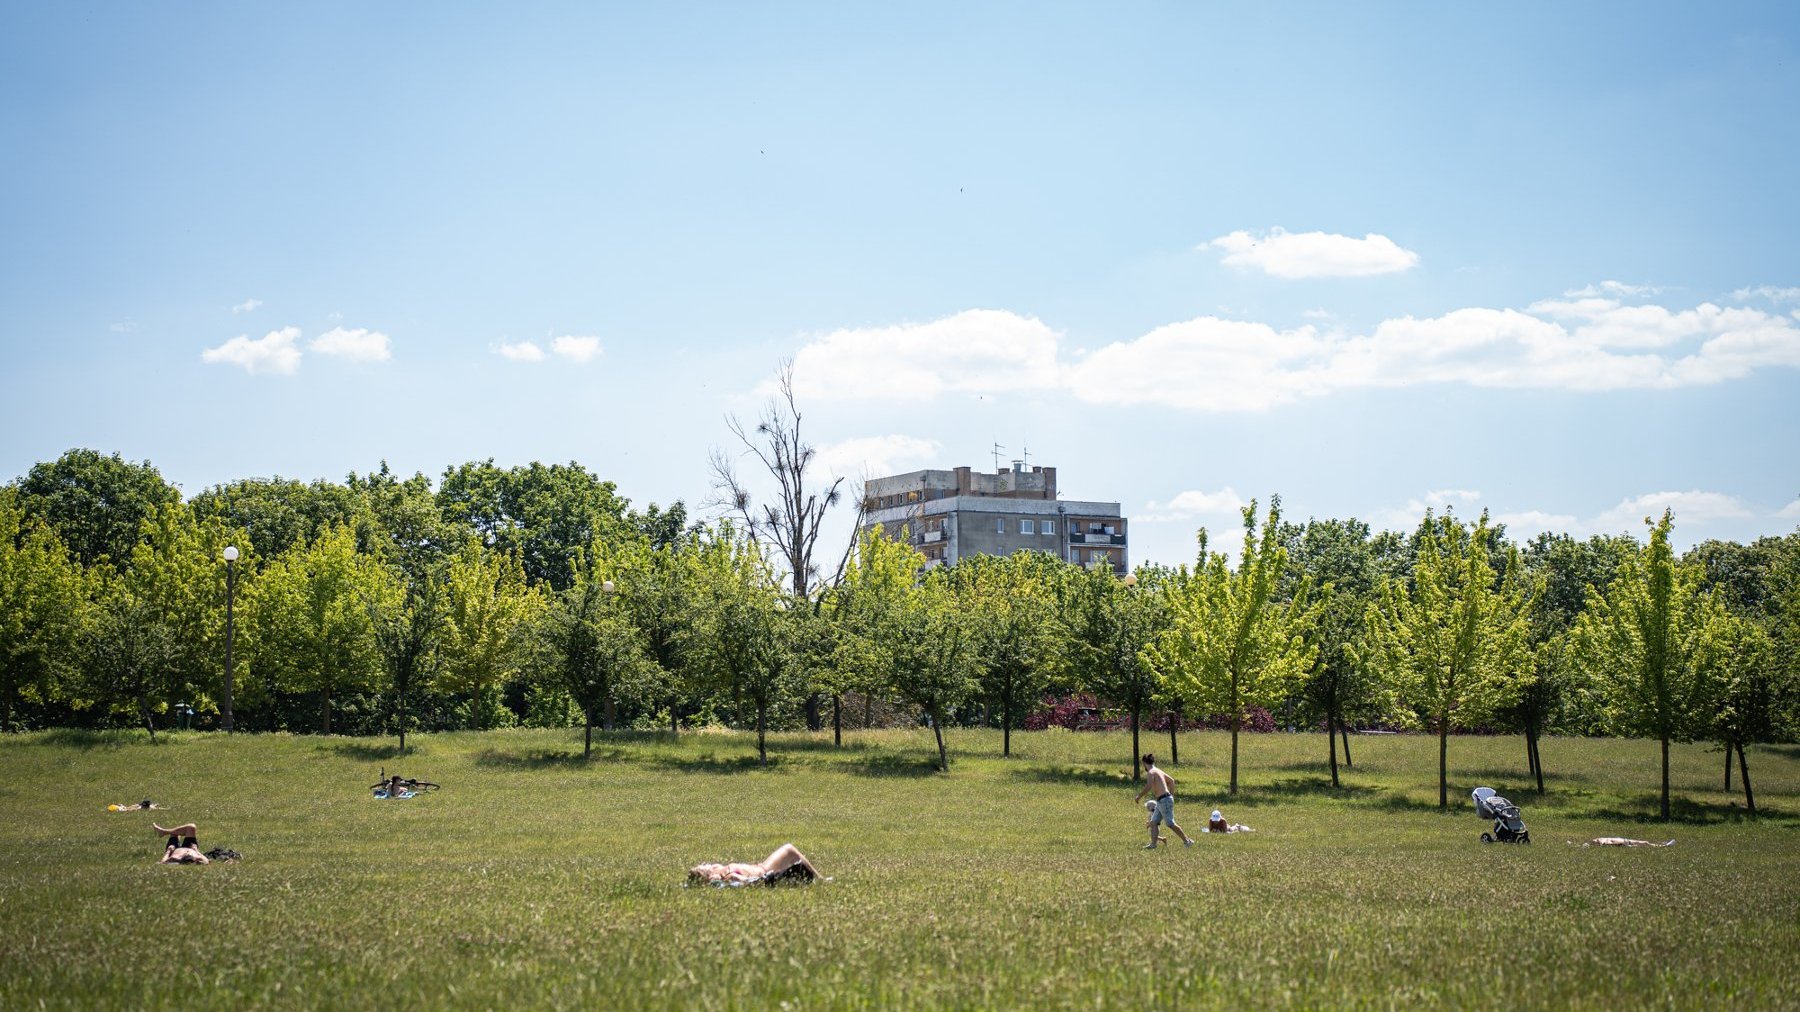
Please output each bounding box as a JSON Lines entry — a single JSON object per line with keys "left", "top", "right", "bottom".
{"left": 688, "top": 844, "right": 821, "bottom": 887}
{"left": 375, "top": 775, "right": 412, "bottom": 799}
{"left": 153, "top": 823, "right": 210, "bottom": 865}
{"left": 1205, "top": 809, "right": 1254, "bottom": 833}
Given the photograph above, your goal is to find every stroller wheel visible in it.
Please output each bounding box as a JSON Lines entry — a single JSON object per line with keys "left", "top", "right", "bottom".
{"left": 1480, "top": 832, "right": 1494, "bottom": 844}
{"left": 1520, "top": 832, "right": 1530, "bottom": 844}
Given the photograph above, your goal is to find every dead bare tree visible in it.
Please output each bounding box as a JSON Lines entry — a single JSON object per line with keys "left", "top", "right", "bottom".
{"left": 708, "top": 360, "right": 846, "bottom": 730}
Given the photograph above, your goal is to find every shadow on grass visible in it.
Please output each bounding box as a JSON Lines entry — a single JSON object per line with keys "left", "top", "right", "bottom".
{"left": 1010, "top": 765, "right": 1134, "bottom": 789}
{"left": 1223, "top": 777, "right": 1387, "bottom": 807}
{"left": 1583, "top": 794, "right": 1769, "bottom": 826}
{"left": 648, "top": 752, "right": 787, "bottom": 773}
{"left": 839, "top": 754, "right": 941, "bottom": 779}
{"left": 30, "top": 728, "right": 153, "bottom": 749}
{"left": 317, "top": 740, "right": 407, "bottom": 762}
{"left": 472, "top": 747, "right": 629, "bottom": 769}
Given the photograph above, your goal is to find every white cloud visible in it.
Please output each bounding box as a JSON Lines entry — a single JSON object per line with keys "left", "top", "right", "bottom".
{"left": 495, "top": 340, "right": 545, "bottom": 362}
{"left": 815, "top": 435, "right": 941, "bottom": 480}
{"left": 231, "top": 298, "right": 263, "bottom": 315}
{"left": 788, "top": 309, "right": 1061, "bottom": 401}
{"left": 309, "top": 327, "right": 391, "bottom": 363}
{"left": 110, "top": 320, "right": 135, "bottom": 333}
{"left": 1369, "top": 489, "right": 1486, "bottom": 532}
{"left": 1732, "top": 285, "right": 1800, "bottom": 304}
{"left": 551, "top": 335, "right": 602, "bottom": 362}
{"left": 1776, "top": 498, "right": 1800, "bottom": 520}
{"left": 201, "top": 327, "right": 302, "bottom": 375}
{"left": 1562, "top": 280, "right": 1660, "bottom": 298}
{"left": 1073, "top": 317, "right": 1333, "bottom": 411}
{"left": 1139, "top": 487, "right": 1247, "bottom": 523}
{"left": 1206, "top": 228, "right": 1419, "bottom": 279}
{"left": 1491, "top": 510, "right": 1580, "bottom": 537}
{"left": 1590, "top": 491, "right": 1754, "bottom": 533}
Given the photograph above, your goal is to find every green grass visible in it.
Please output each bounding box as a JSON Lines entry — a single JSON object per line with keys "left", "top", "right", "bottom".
{"left": 2, "top": 727, "right": 1797, "bottom": 1009}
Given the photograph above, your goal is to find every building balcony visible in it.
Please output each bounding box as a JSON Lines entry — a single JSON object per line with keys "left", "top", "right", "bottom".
{"left": 923, "top": 530, "right": 943, "bottom": 543}
{"left": 1073, "top": 532, "right": 1127, "bottom": 545}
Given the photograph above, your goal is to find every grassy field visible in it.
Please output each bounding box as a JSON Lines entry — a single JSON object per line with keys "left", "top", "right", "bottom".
{"left": 2, "top": 726, "right": 1796, "bottom": 1010}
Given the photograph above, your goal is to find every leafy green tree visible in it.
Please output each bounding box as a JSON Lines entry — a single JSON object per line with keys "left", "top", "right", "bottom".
{"left": 348, "top": 463, "right": 457, "bottom": 577}
{"left": 437, "top": 460, "right": 629, "bottom": 590}
{"left": 1150, "top": 498, "right": 1316, "bottom": 795}
{"left": 122, "top": 505, "right": 252, "bottom": 725}
{"left": 539, "top": 558, "right": 656, "bottom": 757}
{"left": 606, "top": 533, "right": 704, "bottom": 734}
{"left": 15, "top": 448, "right": 181, "bottom": 569}
{"left": 1571, "top": 510, "right": 1732, "bottom": 820}
{"left": 243, "top": 526, "right": 398, "bottom": 733}
{"left": 0, "top": 490, "right": 86, "bottom": 731}
{"left": 823, "top": 525, "right": 922, "bottom": 745}
{"left": 1062, "top": 562, "right": 1169, "bottom": 781}
{"left": 1515, "top": 532, "right": 1639, "bottom": 788}
{"left": 948, "top": 552, "right": 1066, "bottom": 758}
{"left": 369, "top": 569, "right": 444, "bottom": 754}
{"left": 440, "top": 541, "right": 541, "bottom": 729}
{"left": 690, "top": 535, "right": 798, "bottom": 765}
{"left": 78, "top": 570, "right": 182, "bottom": 738}
{"left": 1367, "top": 511, "right": 1532, "bottom": 809}
{"left": 1703, "top": 611, "right": 1781, "bottom": 814}
{"left": 1282, "top": 517, "right": 1389, "bottom": 787}
{"left": 887, "top": 571, "right": 980, "bottom": 771}
{"left": 190, "top": 476, "right": 366, "bottom": 562}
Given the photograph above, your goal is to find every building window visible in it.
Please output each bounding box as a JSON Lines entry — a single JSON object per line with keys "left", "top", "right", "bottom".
{"left": 996, "top": 518, "right": 1006, "bottom": 534}
{"left": 1019, "top": 519, "right": 1033, "bottom": 534}
{"left": 1041, "top": 520, "right": 1055, "bottom": 536}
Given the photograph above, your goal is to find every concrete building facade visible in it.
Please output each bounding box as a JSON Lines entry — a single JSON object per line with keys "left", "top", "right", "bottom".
{"left": 858, "top": 462, "right": 1128, "bottom": 574}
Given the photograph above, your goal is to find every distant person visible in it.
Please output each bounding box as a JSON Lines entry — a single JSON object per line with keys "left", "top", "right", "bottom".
{"left": 153, "top": 823, "right": 210, "bottom": 865}
{"left": 688, "top": 844, "right": 822, "bottom": 887}
{"left": 1133, "top": 754, "right": 1193, "bottom": 849}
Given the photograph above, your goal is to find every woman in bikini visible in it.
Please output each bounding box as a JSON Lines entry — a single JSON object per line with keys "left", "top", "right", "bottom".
{"left": 688, "top": 844, "right": 820, "bottom": 886}
{"left": 153, "top": 823, "right": 210, "bottom": 865}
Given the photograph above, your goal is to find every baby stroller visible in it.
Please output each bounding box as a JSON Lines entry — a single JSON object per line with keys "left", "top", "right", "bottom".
{"left": 1472, "top": 787, "right": 1530, "bottom": 844}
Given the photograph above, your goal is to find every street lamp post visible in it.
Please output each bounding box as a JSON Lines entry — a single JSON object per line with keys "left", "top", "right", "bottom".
{"left": 223, "top": 545, "right": 239, "bottom": 733}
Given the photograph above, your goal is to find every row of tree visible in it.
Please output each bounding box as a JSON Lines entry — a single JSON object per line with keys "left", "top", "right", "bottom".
{"left": 3, "top": 448, "right": 1798, "bottom": 820}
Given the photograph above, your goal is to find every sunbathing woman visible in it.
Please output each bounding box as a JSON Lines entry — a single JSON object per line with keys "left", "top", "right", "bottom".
{"left": 688, "top": 844, "right": 821, "bottom": 887}
{"left": 153, "top": 823, "right": 210, "bottom": 865}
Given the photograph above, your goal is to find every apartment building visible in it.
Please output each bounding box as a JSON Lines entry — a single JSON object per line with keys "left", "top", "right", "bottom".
{"left": 858, "top": 462, "right": 1129, "bottom": 574}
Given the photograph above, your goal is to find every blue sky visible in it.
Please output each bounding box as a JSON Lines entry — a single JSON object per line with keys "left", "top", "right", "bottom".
{"left": 3, "top": 3, "right": 1797, "bottom": 567}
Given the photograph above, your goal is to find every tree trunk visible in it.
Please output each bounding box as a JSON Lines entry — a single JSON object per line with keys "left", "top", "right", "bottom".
{"left": 805, "top": 692, "right": 822, "bottom": 732}
{"left": 1230, "top": 712, "right": 1240, "bottom": 795}
{"left": 1531, "top": 728, "right": 1544, "bottom": 795}
{"left": 4, "top": 676, "right": 15, "bottom": 733}
{"left": 1327, "top": 714, "right": 1340, "bottom": 788}
{"left": 932, "top": 709, "right": 948, "bottom": 771}
{"left": 832, "top": 694, "right": 842, "bottom": 747}
{"left": 1437, "top": 715, "right": 1449, "bottom": 809}
{"left": 1736, "top": 741, "right": 1755, "bottom": 815}
{"left": 1659, "top": 734, "right": 1671, "bottom": 820}
{"left": 142, "top": 700, "right": 157, "bottom": 742}
{"left": 670, "top": 701, "right": 678, "bottom": 736}
{"left": 863, "top": 693, "right": 872, "bottom": 729}
{"left": 1341, "top": 724, "right": 1352, "bottom": 767}
{"left": 1168, "top": 710, "right": 1178, "bottom": 766}
{"left": 1002, "top": 673, "right": 1012, "bottom": 758}
{"left": 603, "top": 694, "right": 616, "bottom": 732}
{"left": 323, "top": 685, "right": 332, "bottom": 735}
{"left": 584, "top": 719, "right": 593, "bottom": 759}
{"left": 398, "top": 684, "right": 408, "bottom": 755}
{"left": 757, "top": 701, "right": 768, "bottom": 766}
{"left": 1131, "top": 707, "right": 1142, "bottom": 781}
{"left": 1724, "top": 747, "right": 1733, "bottom": 791}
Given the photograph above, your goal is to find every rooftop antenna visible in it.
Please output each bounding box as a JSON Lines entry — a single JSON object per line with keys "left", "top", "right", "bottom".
{"left": 990, "top": 442, "right": 1006, "bottom": 471}
{"left": 1021, "top": 444, "right": 1031, "bottom": 469}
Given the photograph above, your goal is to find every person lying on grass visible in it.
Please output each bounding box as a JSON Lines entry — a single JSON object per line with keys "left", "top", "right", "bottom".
{"left": 1582, "top": 837, "right": 1675, "bottom": 847}
{"left": 153, "top": 823, "right": 210, "bottom": 865}
{"left": 107, "top": 799, "right": 163, "bottom": 811}
{"left": 688, "top": 844, "right": 822, "bottom": 887}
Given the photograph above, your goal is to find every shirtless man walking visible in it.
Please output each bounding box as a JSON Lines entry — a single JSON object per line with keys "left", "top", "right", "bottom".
{"left": 1133, "top": 753, "right": 1193, "bottom": 848}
